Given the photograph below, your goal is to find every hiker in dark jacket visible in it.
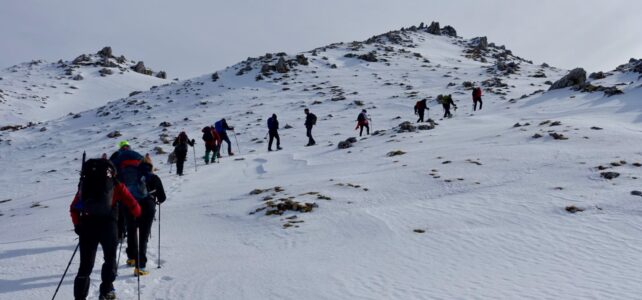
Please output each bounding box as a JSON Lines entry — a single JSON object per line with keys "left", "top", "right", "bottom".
{"left": 472, "top": 87, "right": 483, "bottom": 111}
{"left": 70, "top": 158, "right": 141, "bottom": 300}
{"left": 124, "top": 154, "right": 166, "bottom": 276}
{"left": 201, "top": 126, "right": 221, "bottom": 164}
{"left": 172, "top": 131, "right": 195, "bottom": 176}
{"left": 267, "top": 114, "right": 282, "bottom": 151}
{"left": 440, "top": 94, "right": 457, "bottom": 118}
{"left": 355, "top": 109, "right": 370, "bottom": 136}
{"left": 304, "top": 108, "right": 317, "bottom": 146}
{"left": 214, "top": 118, "right": 235, "bottom": 156}
{"left": 414, "top": 99, "right": 429, "bottom": 123}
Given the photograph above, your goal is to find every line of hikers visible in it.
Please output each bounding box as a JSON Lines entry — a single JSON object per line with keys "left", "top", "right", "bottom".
{"left": 66, "top": 87, "right": 483, "bottom": 298}
{"left": 414, "top": 87, "right": 482, "bottom": 122}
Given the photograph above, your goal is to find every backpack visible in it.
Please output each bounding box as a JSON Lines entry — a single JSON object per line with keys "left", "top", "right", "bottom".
{"left": 77, "top": 159, "right": 116, "bottom": 216}
{"left": 174, "top": 132, "right": 189, "bottom": 154}
{"left": 309, "top": 113, "right": 317, "bottom": 125}
{"left": 120, "top": 164, "right": 149, "bottom": 201}
{"left": 202, "top": 126, "right": 214, "bottom": 142}
{"left": 267, "top": 117, "right": 275, "bottom": 130}
{"left": 357, "top": 113, "right": 366, "bottom": 122}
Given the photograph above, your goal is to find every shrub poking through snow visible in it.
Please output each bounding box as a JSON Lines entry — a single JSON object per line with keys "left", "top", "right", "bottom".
{"left": 387, "top": 150, "right": 406, "bottom": 157}
{"left": 565, "top": 205, "right": 584, "bottom": 214}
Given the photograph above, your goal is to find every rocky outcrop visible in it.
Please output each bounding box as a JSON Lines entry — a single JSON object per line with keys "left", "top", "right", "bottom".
{"left": 295, "top": 54, "right": 309, "bottom": 66}
{"left": 471, "top": 37, "right": 488, "bottom": 50}
{"left": 156, "top": 71, "right": 167, "bottom": 79}
{"left": 275, "top": 57, "right": 289, "bottom": 73}
{"left": 441, "top": 26, "right": 457, "bottom": 37}
{"left": 426, "top": 21, "right": 441, "bottom": 35}
{"left": 549, "top": 68, "right": 587, "bottom": 90}
{"left": 211, "top": 72, "right": 219, "bottom": 82}
{"left": 97, "top": 46, "right": 113, "bottom": 58}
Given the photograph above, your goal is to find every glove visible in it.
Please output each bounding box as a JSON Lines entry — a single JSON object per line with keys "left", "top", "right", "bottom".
{"left": 191, "top": 139, "right": 195, "bottom": 144}
{"left": 157, "top": 198, "right": 166, "bottom": 204}
{"left": 74, "top": 224, "right": 82, "bottom": 236}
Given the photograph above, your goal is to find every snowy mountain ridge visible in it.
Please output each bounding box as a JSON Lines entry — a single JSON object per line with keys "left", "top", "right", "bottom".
{"left": 0, "top": 46, "right": 168, "bottom": 126}
{"left": 1, "top": 22, "right": 642, "bottom": 299}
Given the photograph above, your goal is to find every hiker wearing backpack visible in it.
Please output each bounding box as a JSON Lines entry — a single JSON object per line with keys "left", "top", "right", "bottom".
{"left": 267, "top": 114, "right": 282, "bottom": 151}
{"left": 123, "top": 154, "right": 166, "bottom": 276}
{"left": 304, "top": 108, "right": 317, "bottom": 146}
{"left": 172, "top": 131, "right": 195, "bottom": 176}
{"left": 472, "top": 87, "right": 483, "bottom": 111}
{"left": 414, "top": 99, "right": 429, "bottom": 123}
{"left": 201, "top": 125, "right": 221, "bottom": 164}
{"left": 355, "top": 109, "right": 370, "bottom": 136}
{"left": 109, "top": 141, "right": 144, "bottom": 241}
{"left": 214, "top": 118, "right": 235, "bottom": 156}
{"left": 70, "top": 158, "right": 141, "bottom": 300}
{"left": 440, "top": 94, "right": 457, "bottom": 118}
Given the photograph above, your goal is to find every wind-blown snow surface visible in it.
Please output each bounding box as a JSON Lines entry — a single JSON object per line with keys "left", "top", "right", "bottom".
{"left": 1, "top": 29, "right": 642, "bottom": 299}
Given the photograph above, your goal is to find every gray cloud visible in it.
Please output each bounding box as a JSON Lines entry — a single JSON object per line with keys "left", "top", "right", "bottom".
{"left": 1, "top": 0, "right": 640, "bottom": 79}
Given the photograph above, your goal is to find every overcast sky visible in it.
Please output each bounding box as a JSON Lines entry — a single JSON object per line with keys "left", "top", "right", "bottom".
{"left": 1, "top": 0, "right": 640, "bottom": 79}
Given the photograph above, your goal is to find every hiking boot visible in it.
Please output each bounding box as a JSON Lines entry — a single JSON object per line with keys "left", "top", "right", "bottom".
{"left": 268, "top": 149, "right": 273, "bottom": 152}
{"left": 134, "top": 268, "right": 149, "bottom": 276}
{"left": 126, "top": 259, "right": 136, "bottom": 267}
{"left": 277, "top": 147, "right": 282, "bottom": 150}
{"left": 99, "top": 290, "right": 116, "bottom": 300}
{"left": 229, "top": 152, "right": 235, "bottom": 156}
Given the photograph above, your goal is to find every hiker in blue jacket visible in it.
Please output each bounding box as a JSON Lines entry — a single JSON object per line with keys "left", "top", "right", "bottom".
{"left": 214, "top": 118, "right": 235, "bottom": 156}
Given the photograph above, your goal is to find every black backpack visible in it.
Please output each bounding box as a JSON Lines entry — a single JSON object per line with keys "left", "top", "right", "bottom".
{"left": 202, "top": 126, "right": 214, "bottom": 142}
{"left": 79, "top": 159, "right": 116, "bottom": 216}
{"left": 357, "top": 113, "right": 365, "bottom": 122}
{"left": 310, "top": 113, "right": 317, "bottom": 125}
{"left": 120, "top": 165, "right": 149, "bottom": 201}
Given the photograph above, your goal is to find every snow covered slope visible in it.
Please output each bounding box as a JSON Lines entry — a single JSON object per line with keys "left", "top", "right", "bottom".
{"left": 0, "top": 47, "right": 169, "bottom": 126}
{"left": 1, "top": 23, "right": 642, "bottom": 299}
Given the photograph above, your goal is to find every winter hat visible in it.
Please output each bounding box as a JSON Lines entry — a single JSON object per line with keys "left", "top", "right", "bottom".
{"left": 118, "top": 140, "right": 130, "bottom": 148}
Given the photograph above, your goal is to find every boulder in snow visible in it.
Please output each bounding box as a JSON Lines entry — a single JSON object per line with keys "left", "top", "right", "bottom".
{"left": 549, "top": 68, "right": 587, "bottom": 90}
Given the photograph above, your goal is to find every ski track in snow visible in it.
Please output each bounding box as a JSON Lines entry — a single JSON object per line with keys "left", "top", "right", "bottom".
{"left": 1, "top": 30, "right": 642, "bottom": 299}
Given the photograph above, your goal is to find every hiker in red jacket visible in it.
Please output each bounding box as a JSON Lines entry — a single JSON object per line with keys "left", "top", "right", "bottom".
{"left": 201, "top": 126, "right": 221, "bottom": 164}
{"left": 354, "top": 109, "right": 370, "bottom": 136}
{"left": 414, "top": 99, "right": 429, "bottom": 122}
{"left": 472, "top": 87, "right": 483, "bottom": 111}
{"left": 70, "top": 158, "right": 141, "bottom": 300}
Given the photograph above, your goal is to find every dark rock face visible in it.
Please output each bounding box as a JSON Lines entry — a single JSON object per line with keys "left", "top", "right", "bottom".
{"left": 72, "top": 54, "right": 91, "bottom": 65}
{"left": 156, "top": 71, "right": 167, "bottom": 79}
{"left": 358, "top": 52, "right": 378, "bottom": 62}
{"left": 441, "top": 26, "right": 457, "bottom": 37}
{"left": 427, "top": 21, "right": 441, "bottom": 35}
{"left": 296, "top": 54, "right": 309, "bottom": 66}
{"left": 131, "top": 61, "right": 152, "bottom": 75}
{"left": 471, "top": 36, "right": 488, "bottom": 50}
{"left": 211, "top": 72, "right": 219, "bottom": 82}
{"left": 589, "top": 71, "right": 606, "bottom": 80}
{"left": 97, "top": 46, "right": 113, "bottom": 58}
{"left": 275, "top": 57, "right": 289, "bottom": 73}
{"left": 72, "top": 74, "right": 84, "bottom": 81}
{"left": 261, "top": 64, "right": 272, "bottom": 75}
{"left": 549, "top": 68, "right": 587, "bottom": 90}
{"left": 99, "top": 68, "right": 113, "bottom": 76}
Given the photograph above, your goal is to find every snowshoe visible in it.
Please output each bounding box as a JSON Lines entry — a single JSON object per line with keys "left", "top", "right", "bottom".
{"left": 99, "top": 290, "right": 116, "bottom": 300}
{"left": 126, "top": 259, "right": 136, "bottom": 267}
{"left": 134, "top": 268, "right": 149, "bottom": 276}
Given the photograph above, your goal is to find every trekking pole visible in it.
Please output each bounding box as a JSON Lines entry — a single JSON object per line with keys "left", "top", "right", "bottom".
{"left": 192, "top": 145, "right": 197, "bottom": 172}
{"left": 137, "top": 227, "right": 141, "bottom": 300}
{"left": 116, "top": 239, "right": 123, "bottom": 275}
{"left": 157, "top": 203, "right": 161, "bottom": 269}
{"left": 232, "top": 130, "right": 241, "bottom": 155}
{"left": 51, "top": 243, "right": 79, "bottom": 300}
